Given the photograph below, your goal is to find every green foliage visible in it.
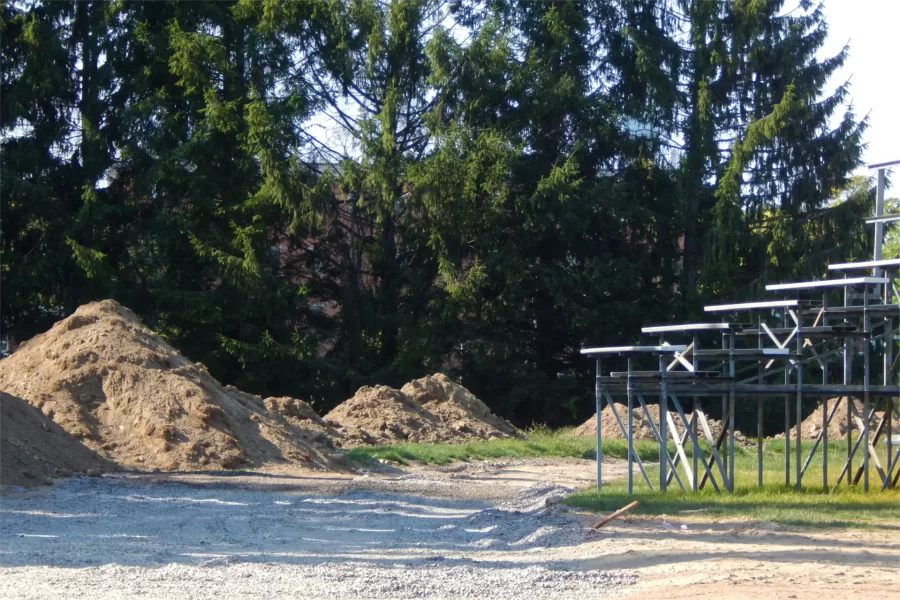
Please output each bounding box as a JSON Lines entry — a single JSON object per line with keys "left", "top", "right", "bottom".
{"left": 1, "top": 1, "right": 868, "bottom": 431}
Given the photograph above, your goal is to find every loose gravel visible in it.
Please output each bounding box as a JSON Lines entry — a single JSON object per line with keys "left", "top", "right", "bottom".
{"left": 0, "top": 477, "right": 635, "bottom": 599}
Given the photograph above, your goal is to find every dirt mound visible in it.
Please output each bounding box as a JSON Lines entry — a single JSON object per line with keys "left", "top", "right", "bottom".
{"left": 573, "top": 404, "right": 752, "bottom": 447}
{"left": 325, "top": 374, "right": 522, "bottom": 446}
{"left": 401, "top": 374, "right": 521, "bottom": 438}
{"left": 773, "top": 397, "right": 888, "bottom": 441}
{"left": 1, "top": 391, "right": 114, "bottom": 487}
{"left": 0, "top": 300, "right": 341, "bottom": 472}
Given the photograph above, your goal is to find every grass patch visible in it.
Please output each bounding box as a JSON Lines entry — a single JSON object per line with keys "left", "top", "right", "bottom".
{"left": 346, "top": 431, "right": 900, "bottom": 526}
{"left": 344, "top": 429, "right": 672, "bottom": 464}
{"left": 345, "top": 428, "right": 726, "bottom": 465}
{"left": 565, "top": 440, "right": 900, "bottom": 527}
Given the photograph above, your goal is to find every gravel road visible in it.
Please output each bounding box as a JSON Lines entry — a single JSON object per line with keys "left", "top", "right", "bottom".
{"left": 0, "top": 475, "right": 634, "bottom": 599}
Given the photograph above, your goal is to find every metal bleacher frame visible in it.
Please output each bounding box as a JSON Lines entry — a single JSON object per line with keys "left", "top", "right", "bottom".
{"left": 582, "top": 159, "right": 900, "bottom": 494}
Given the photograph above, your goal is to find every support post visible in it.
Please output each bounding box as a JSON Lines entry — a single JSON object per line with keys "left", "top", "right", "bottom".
{"left": 627, "top": 356, "right": 634, "bottom": 495}
{"left": 721, "top": 333, "right": 727, "bottom": 481}
{"left": 758, "top": 312, "right": 764, "bottom": 488}
{"left": 796, "top": 310, "right": 803, "bottom": 489}
{"left": 864, "top": 285, "right": 871, "bottom": 491}
{"left": 883, "top": 281, "right": 893, "bottom": 488}
{"left": 783, "top": 305, "right": 791, "bottom": 487}
{"left": 845, "top": 284, "right": 852, "bottom": 486}
{"left": 659, "top": 352, "right": 668, "bottom": 492}
{"left": 595, "top": 359, "right": 602, "bottom": 491}
{"left": 887, "top": 397, "right": 894, "bottom": 490}
{"left": 874, "top": 167, "right": 886, "bottom": 277}
{"left": 692, "top": 333, "right": 700, "bottom": 492}
{"left": 757, "top": 398, "right": 764, "bottom": 488}
{"left": 823, "top": 291, "right": 829, "bottom": 493}
{"left": 729, "top": 330, "right": 736, "bottom": 492}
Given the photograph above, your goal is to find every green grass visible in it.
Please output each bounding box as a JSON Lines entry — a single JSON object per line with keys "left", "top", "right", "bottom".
{"left": 343, "top": 427, "right": 703, "bottom": 464}
{"left": 565, "top": 439, "right": 900, "bottom": 527}
{"left": 346, "top": 430, "right": 900, "bottom": 527}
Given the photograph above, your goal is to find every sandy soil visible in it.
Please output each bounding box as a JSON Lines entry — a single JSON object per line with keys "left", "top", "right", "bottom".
{"left": 1, "top": 458, "right": 898, "bottom": 599}
{"left": 323, "top": 374, "right": 521, "bottom": 447}
{"left": 1, "top": 392, "right": 114, "bottom": 487}
{"left": 0, "top": 300, "right": 341, "bottom": 472}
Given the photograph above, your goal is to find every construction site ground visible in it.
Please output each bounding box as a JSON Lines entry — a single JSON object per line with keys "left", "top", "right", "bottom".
{"left": 2, "top": 457, "right": 898, "bottom": 600}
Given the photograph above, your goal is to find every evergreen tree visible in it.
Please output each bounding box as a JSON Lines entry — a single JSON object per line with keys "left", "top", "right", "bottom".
{"left": 0, "top": 0, "right": 872, "bottom": 428}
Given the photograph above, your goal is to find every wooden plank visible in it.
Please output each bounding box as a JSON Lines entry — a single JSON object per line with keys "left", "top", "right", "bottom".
{"left": 591, "top": 500, "right": 640, "bottom": 529}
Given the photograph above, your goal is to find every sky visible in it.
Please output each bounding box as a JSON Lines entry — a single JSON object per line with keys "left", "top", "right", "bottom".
{"left": 820, "top": 0, "right": 900, "bottom": 182}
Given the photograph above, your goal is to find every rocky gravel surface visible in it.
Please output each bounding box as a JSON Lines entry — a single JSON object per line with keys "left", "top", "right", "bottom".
{"left": 0, "top": 476, "right": 634, "bottom": 599}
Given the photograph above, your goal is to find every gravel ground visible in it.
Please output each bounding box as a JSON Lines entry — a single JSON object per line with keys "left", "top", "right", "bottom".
{"left": 4, "top": 460, "right": 898, "bottom": 600}
{"left": 0, "top": 476, "right": 634, "bottom": 599}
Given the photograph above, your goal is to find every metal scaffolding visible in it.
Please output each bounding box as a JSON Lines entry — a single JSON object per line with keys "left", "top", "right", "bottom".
{"left": 583, "top": 159, "right": 900, "bottom": 494}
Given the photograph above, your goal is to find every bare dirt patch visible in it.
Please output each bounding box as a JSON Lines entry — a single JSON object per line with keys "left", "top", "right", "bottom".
{"left": 325, "top": 374, "right": 521, "bottom": 446}
{"left": 0, "top": 300, "right": 342, "bottom": 472}
{"left": 1, "top": 391, "right": 114, "bottom": 487}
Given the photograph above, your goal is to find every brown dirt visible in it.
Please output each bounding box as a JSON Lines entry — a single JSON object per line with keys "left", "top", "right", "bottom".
{"left": 1, "top": 391, "right": 114, "bottom": 487}
{"left": 324, "top": 374, "right": 522, "bottom": 446}
{"left": 573, "top": 403, "right": 753, "bottom": 447}
{"left": 0, "top": 300, "right": 343, "bottom": 472}
{"left": 773, "top": 397, "right": 888, "bottom": 441}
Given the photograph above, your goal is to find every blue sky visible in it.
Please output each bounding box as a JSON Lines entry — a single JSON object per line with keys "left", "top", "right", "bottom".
{"left": 821, "top": 0, "right": 900, "bottom": 181}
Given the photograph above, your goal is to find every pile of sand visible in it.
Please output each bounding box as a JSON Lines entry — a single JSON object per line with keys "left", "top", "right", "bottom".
{"left": 0, "top": 300, "right": 341, "bottom": 472}
{"left": 1, "top": 391, "right": 114, "bottom": 487}
{"left": 773, "top": 397, "right": 889, "bottom": 441}
{"left": 324, "top": 374, "right": 521, "bottom": 446}
{"left": 573, "top": 404, "right": 752, "bottom": 447}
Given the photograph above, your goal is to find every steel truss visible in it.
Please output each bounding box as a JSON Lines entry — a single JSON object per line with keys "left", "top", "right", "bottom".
{"left": 582, "top": 159, "right": 900, "bottom": 494}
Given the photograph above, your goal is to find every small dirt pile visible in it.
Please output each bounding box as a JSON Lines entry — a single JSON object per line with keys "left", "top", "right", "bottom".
{"left": 1, "top": 391, "right": 114, "bottom": 487}
{"left": 772, "top": 397, "right": 889, "bottom": 441}
{"left": 0, "top": 300, "right": 341, "bottom": 472}
{"left": 325, "top": 374, "right": 521, "bottom": 446}
{"left": 573, "top": 404, "right": 752, "bottom": 447}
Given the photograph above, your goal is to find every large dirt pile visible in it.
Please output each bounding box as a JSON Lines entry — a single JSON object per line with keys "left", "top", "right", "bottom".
{"left": 0, "top": 300, "right": 341, "bottom": 472}
{"left": 773, "top": 397, "right": 887, "bottom": 441}
{"left": 325, "top": 374, "right": 521, "bottom": 446}
{"left": 573, "top": 404, "right": 752, "bottom": 447}
{"left": 1, "top": 391, "right": 114, "bottom": 487}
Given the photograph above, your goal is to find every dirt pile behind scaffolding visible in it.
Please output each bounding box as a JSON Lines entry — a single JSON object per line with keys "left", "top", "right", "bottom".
{"left": 573, "top": 404, "right": 752, "bottom": 447}
{"left": 773, "top": 397, "right": 890, "bottom": 441}
{"left": 325, "top": 374, "right": 521, "bottom": 446}
{"left": 0, "top": 300, "right": 341, "bottom": 472}
{"left": 1, "top": 391, "right": 114, "bottom": 487}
